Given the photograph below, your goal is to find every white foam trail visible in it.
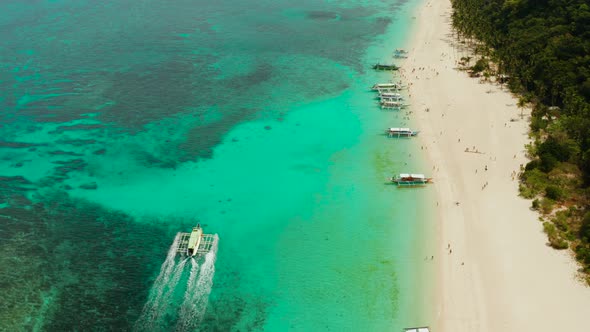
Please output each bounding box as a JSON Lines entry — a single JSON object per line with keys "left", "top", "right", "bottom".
{"left": 151, "top": 258, "right": 188, "bottom": 322}
{"left": 176, "top": 235, "right": 219, "bottom": 332}
{"left": 134, "top": 233, "right": 181, "bottom": 331}
{"left": 185, "top": 258, "right": 200, "bottom": 293}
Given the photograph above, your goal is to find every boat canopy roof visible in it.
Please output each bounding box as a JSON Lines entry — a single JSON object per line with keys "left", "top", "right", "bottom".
{"left": 404, "top": 328, "right": 430, "bottom": 332}
{"left": 389, "top": 127, "right": 411, "bottom": 132}
{"left": 399, "top": 173, "right": 426, "bottom": 179}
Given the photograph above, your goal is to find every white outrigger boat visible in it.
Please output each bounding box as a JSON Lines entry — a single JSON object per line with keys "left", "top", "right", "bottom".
{"left": 381, "top": 100, "right": 409, "bottom": 109}
{"left": 177, "top": 224, "right": 216, "bottom": 257}
{"left": 380, "top": 96, "right": 404, "bottom": 103}
{"left": 371, "top": 82, "right": 404, "bottom": 91}
{"left": 404, "top": 327, "right": 430, "bottom": 332}
{"left": 379, "top": 92, "right": 403, "bottom": 99}
{"left": 386, "top": 127, "right": 419, "bottom": 137}
{"left": 391, "top": 173, "right": 433, "bottom": 186}
{"left": 377, "top": 87, "right": 404, "bottom": 94}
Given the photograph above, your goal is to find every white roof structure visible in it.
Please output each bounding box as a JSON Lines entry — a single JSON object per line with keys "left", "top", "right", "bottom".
{"left": 404, "top": 327, "right": 430, "bottom": 332}
{"left": 389, "top": 128, "right": 411, "bottom": 132}
{"left": 398, "top": 173, "right": 426, "bottom": 179}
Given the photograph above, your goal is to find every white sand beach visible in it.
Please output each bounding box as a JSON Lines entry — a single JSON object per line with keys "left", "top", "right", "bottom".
{"left": 401, "top": 0, "right": 590, "bottom": 330}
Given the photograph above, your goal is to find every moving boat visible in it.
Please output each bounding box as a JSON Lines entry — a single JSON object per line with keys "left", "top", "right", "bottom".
{"left": 391, "top": 173, "right": 433, "bottom": 186}
{"left": 386, "top": 127, "right": 419, "bottom": 137}
{"left": 186, "top": 226, "right": 203, "bottom": 256}
{"left": 177, "top": 224, "right": 216, "bottom": 257}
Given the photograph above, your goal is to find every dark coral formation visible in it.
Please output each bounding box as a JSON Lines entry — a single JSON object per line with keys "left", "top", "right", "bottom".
{"left": 0, "top": 194, "right": 170, "bottom": 331}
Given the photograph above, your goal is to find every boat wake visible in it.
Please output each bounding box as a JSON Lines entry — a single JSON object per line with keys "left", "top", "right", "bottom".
{"left": 176, "top": 235, "right": 219, "bottom": 332}
{"left": 134, "top": 233, "right": 181, "bottom": 331}
{"left": 133, "top": 234, "right": 219, "bottom": 332}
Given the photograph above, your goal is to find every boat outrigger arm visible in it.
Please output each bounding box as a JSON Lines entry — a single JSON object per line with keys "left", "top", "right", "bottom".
{"left": 177, "top": 224, "right": 215, "bottom": 257}
{"left": 404, "top": 327, "right": 430, "bottom": 332}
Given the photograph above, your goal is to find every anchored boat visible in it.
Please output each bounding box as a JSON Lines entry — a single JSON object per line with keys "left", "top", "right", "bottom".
{"left": 386, "top": 127, "right": 419, "bottom": 137}
{"left": 177, "top": 224, "right": 216, "bottom": 257}
{"left": 404, "top": 327, "right": 430, "bottom": 332}
{"left": 381, "top": 100, "right": 409, "bottom": 109}
{"left": 391, "top": 173, "right": 433, "bottom": 186}
{"left": 372, "top": 63, "right": 399, "bottom": 71}
{"left": 379, "top": 92, "right": 404, "bottom": 100}
{"left": 371, "top": 82, "right": 404, "bottom": 91}
{"left": 380, "top": 96, "right": 404, "bottom": 103}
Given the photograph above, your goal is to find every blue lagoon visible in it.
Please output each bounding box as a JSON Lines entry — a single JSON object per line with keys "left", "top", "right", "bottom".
{"left": 0, "top": 0, "right": 434, "bottom": 330}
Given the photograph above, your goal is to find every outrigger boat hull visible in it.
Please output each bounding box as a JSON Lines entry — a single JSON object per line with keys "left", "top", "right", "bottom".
{"left": 177, "top": 224, "right": 216, "bottom": 257}
{"left": 372, "top": 63, "right": 399, "bottom": 71}
{"left": 391, "top": 173, "right": 433, "bottom": 186}
{"left": 381, "top": 101, "right": 409, "bottom": 109}
{"left": 186, "top": 226, "right": 203, "bottom": 256}
{"left": 386, "top": 128, "right": 419, "bottom": 137}
{"left": 404, "top": 327, "right": 430, "bottom": 332}
{"left": 371, "top": 83, "right": 405, "bottom": 91}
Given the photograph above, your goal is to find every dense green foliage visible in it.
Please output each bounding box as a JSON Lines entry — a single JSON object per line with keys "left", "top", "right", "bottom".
{"left": 451, "top": 0, "right": 590, "bottom": 281}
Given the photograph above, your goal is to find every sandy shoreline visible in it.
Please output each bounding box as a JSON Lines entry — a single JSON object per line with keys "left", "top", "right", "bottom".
{"left": 401, "top": 0, "right": 590, "bottom": 330}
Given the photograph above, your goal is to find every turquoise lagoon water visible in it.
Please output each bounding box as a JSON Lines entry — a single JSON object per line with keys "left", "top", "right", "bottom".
{"left": 0, "top": 0, "right": 434, "bottom": 330}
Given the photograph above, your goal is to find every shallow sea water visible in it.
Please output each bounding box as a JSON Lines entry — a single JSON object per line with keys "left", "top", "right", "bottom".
{"left": 0, "top": 0, "right": 434, "bottom": 330}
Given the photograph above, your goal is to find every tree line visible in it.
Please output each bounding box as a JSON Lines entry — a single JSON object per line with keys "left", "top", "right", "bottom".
{"left": 450, "top": 0, "right": 590, "bottom": 282}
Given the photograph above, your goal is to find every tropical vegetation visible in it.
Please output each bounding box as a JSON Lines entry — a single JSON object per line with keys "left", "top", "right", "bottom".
{"left": 450, "top": 0, "right": 590, "bottom": 283}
